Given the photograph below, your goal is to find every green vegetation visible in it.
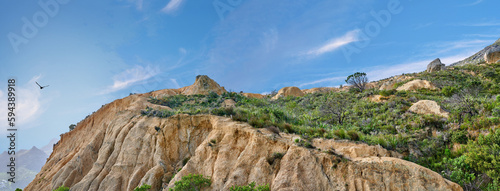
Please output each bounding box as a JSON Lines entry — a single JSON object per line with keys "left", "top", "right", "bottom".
{"left": 146, "top": 63, "right": 500, "bottom": 190}
{"left": 134, "top": 183, "right": 152, "bottom": 191}
{"left": 15, "top": 189, "right": 22, "bottom": 191}
{"left": 229, "top": 182, "right": 270, "bottom": 191}
{"left": 169, "top": 174, "right": 211, "bottom": 191}
{"left": 53, "top": 186, "right": 69, "bottom": 191}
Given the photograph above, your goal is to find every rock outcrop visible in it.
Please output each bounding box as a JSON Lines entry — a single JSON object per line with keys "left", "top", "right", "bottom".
{"left": 379, "top": 75, "right": 413, "bottom": 90}
{"left": 221, "top": 99, "right": 236, "bottom": 108}
{"left": 396, "top": 79, "right": 437, "bottom": 91}
{"left": 271, "top": 86, "right": 305, "bottom": 100}
{"left": 241, "top": 93, "right": 265, "bottom": 99}
{"left": 25, "top": 89, "right": 461, "bottom": 191}
{"left": 485, "top": 46, "right": 500, "bottom": 64}
{"left": 409, "top": 100, "right": 449, "bottom": 118}
{"left": 147, "top": 75, "right": 226, "bottom": 99}
{"left": 180, "top": 75, "right": 227, "bottom": 95}
{"left": 427, "top": 58, "right": 445, "bottom": 73}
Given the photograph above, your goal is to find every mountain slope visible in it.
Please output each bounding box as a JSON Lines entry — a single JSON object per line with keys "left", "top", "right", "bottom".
{"left": 25, "top": 77, "right": 461, "bottom": 191}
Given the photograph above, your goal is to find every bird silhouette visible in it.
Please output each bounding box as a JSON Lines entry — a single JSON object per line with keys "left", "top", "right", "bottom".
{"left": 36, "top": 82, "right": 49, "bottom": 89}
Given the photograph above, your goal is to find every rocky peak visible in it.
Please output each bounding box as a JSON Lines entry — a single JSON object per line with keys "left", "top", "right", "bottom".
{"left": 180, "top": 75, "right": 227, "bottom": 95}
{"left": 427, "top": 58, "right": 445, "bottom": 73}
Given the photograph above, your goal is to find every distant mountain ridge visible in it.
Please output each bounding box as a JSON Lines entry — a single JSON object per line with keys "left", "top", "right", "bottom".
{"left": 451, "top": 38, "right": 500, "bottom": 66}
{"left": 0, "top": 146, "right": 48, "bottom": 190}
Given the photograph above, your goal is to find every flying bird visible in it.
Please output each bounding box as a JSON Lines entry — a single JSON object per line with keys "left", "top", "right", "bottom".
{"left": 36, "top": 82, "right": 49, "bottom": 89}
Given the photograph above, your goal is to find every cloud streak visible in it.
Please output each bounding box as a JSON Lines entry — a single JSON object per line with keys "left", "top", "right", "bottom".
{"left": 307, "top": 29, "right": 360, "bottom": 56}
{"left": 461, "top": 0, "right": 483, "bottom": 6}
{"left": 0, "top": 75, "right": 44, "bottom": 132}
{"left": 161, "top": 0, "right": 185, "bottom": 14}
{"left": 102, "top": 65, "right": 160, "bottom": 94}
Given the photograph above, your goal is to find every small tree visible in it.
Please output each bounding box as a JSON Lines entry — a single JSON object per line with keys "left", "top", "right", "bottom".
{"left": 69, "top": 124, "right": 76, "bottom": 131}
{"left": 320, "top": 92, "right": 353, "bottom": 125}
{"left": 345, "top": 72, "right": 368, "bottom": 92}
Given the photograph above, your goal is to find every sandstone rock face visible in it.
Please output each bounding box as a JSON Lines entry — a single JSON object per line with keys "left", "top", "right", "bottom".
{"left": 271, "top": 86, "right": 305, "bottom": 100}
{"left": 427, "top": 58, "right": 445, "bottom": 73}
{"left": 241, "top": 93, "right": 265, "bottom": 99}
{"left": 409, "top": 100, "right": 449, "bottom": 118}
{"left": 485, "top": 46, "right": 500, "bottom": 64}
{"left": 396, "top": 79, "right": 437, "bottom": 91}
{"left": 379, "top": 75, "right": 413, "bottom": 90}
{"left": 180, "top": 75, "right": 227, "bottom": 95}
{"left": 25, "top": 91, "right": 461, "bottom": 191}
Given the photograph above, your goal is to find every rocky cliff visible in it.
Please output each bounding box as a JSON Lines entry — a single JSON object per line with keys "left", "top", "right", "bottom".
{"left": 25, "top": 77, "right": 462, "bottom": 191}
{"left": 451, "top": 38, "right": 500, "bottom": 66}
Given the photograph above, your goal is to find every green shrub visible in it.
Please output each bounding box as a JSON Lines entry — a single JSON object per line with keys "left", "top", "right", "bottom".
{"left": 451, "top": 130, "right": 468, "bottom": 144}
{"left": 441, "top": 86, "right": 458, "bottom": 97}
{"left": 229, "top": 182, "right": 270, "bottom": 191}
{"left": 15, "top": 189, "right": 22, "bottom": 191}
{"left": 169, "top": 174, "right": 211, "bottom": 191}
{"left": 134, "top": 183, "right": 152, "bottom": 191}
{"left": 347, "top": 130, "right": 360, "bottom": 141}
{"left": 54, "top": 186, "right": 69, "bottom": 191}
{"left": 493, "top": 107, "right": 500, "bottom": 117}
{"left": 334, "top": 129, "right": 347, "bottom": 139}
{"left": 464, "top": 129, "right": 500, "bottom": 182}
{"left": 442, "top": 156, "right": 476, "bottom": 188}
{"left": 379, "top": 89, "right": 396, "bottom": 97}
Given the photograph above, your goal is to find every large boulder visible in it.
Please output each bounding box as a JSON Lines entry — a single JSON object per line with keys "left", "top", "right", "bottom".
{"left": 485, "top": 46, "right": 500, "bottom": 64}
{"left": 221, "top": 99, "right": 236, "bottom": 108}
{"left": 396, "top": 79, "right": 437, "bottom": 91}
{"left": 272, "top": 86, "right": 305, "bottom": 100}
{"left": 427, "top": 58, "right": 445, "bottom": 72}
{"left": 180, "top": 75, "right": 227, "bottom": 95}
{"left": 409, "top": 100, "right": 449, "bottom": 118}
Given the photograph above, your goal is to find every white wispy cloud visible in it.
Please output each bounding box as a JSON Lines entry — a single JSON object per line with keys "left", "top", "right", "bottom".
{"left": 424, "top": 39, "right": 492, "bottom": 56}
{"left": 161, "top": 0, "right": 185, "bottom": 14}
{"left": 454, "top": 22, "right": 500, "bottom": 27}
{"left": 298, "top": 76, "right": 346, "bottom": 88}
{"left": 307, "top": 29, "right": 360, "bottom": 56}
{"left": 0, "top": 75, "right": 45, "bottom": 132}
{"left": 461, "top": 0, "right": 483, "bottom": 6}
{"left": 170, "top": 78, "right": 180, "bottom": 89}
{"left": 102, "top": 65, "right": 160, "bottom": 94}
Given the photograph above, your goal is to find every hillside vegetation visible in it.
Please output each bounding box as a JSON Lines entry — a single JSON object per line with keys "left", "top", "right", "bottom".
{"left": 145, "top": 62, "right": 500, "bottom": 190}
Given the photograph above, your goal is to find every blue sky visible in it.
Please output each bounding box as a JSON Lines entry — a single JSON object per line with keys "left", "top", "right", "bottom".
{"left": 0, "top": 0, "right": 499, "bottom": 150}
